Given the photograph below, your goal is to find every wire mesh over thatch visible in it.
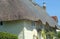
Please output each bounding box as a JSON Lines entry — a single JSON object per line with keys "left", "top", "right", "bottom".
{"left": 0, "top": 0, "right": 58, "bottom": 28}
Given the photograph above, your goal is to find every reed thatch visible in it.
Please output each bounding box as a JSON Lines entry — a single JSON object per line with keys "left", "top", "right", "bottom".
{"left": 0, "top": 0, "right": 58, "bottom": 28}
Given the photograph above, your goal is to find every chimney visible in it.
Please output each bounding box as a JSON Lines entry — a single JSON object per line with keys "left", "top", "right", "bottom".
{"left": 51, "top": 16, "right": 58, "bottom": 23}
{"left": 43, "top": 2, "right": 46, "bottom": 10}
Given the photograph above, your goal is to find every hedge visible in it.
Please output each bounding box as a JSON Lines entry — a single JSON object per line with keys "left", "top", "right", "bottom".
{"left": 57, "top": 32, "right": 60, "bottom": 38}
{"left": 0, "top": 32, "right": 18, "bottom": 39}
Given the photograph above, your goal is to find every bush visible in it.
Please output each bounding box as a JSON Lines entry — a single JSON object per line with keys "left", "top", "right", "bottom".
{"left": 57, "top": 32, "right": 60, "bottom": 38}
{"left": 0, "top": 32, "right": 18, "bottom": 39}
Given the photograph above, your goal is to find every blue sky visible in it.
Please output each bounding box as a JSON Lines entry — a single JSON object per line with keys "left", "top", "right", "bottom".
{"left": 34, "top": 0, "right": 60, "bottom": 25}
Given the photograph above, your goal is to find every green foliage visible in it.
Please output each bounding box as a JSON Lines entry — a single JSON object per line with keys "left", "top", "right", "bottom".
{"left": 57, "top": 32, "right": 60, "bottom": 38}
{"left": 40, "top": 29, "right": 56, "bottom": 39}
{"left": 46, "top": 31, "right": 56, "bottom": 39}
{"left": 41, "top": 29, "right": 46, "bottom": 39}
{"left": 0, "top": 32, "right": 18, "bottom": 39}
{"left": 47, "top": 31, "right": 55, "bottom": 37}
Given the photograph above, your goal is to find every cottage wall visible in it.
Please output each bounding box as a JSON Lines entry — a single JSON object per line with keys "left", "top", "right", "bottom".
{"left": 0, "top": 20, "right": 24, "bottom": 39}
{"left": 24, "top": 20, "right": 37, "bottom": 39}
{"left": 36, "top": 22, "right": 44, "bottom": 39}
{"left": 0, "top": 20, "right": 38, "bottom": 39}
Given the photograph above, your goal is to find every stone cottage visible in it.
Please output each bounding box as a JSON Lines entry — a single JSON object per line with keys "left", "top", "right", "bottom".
{"left": 0, "top": 0, "right": 59, "bottom": 39}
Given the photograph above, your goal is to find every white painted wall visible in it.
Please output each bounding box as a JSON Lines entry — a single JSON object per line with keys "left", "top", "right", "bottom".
{"left": 24, "top": 20, "right": 38, "bottom": 39}
{"left": 24, "top": 27, "right": 33, "bottom": 39}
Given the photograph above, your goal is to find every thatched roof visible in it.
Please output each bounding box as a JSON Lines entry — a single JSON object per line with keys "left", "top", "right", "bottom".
{"left": 35, "top": 5, "right": 58, "bottom": 27}
{"left": 0, "top": 0, "right": 58, "bottom": 28}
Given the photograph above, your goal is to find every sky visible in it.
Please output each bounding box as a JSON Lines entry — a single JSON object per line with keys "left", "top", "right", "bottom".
{"left": 34, "top": 0, "right": 60, "bottom": 25}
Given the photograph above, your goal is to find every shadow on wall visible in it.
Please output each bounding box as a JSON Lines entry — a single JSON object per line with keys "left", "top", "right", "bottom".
{"left": 0, "top": 20, "right": 24, "bottom": 35}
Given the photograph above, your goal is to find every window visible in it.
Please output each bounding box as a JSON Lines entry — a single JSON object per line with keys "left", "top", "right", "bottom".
{"left": 31, "top": 21, "right": 36, "bottom": 29}
{"left": 0, "top": 21, "right": 3, "bottom": 25}
{"left": 32, "top": 22, "right": 35, "bottom": 26}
